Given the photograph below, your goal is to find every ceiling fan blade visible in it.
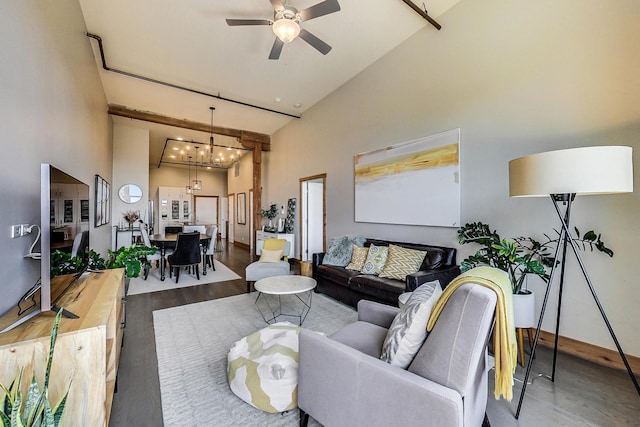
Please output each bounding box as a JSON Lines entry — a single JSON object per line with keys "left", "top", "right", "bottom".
{"left": 269, "top": 0, "right": 284, "bottom": 10}
{"left": 299, "top": 0, "right": 341, "bottom": 22}
{"left": 226, "top": 19, "right": 272, "bottom": 26}
{"left": 268, "top": 38, "right": 284, "bottom": 60}
{"left": 298, "top": 29, "right": 332, "bottom": 55}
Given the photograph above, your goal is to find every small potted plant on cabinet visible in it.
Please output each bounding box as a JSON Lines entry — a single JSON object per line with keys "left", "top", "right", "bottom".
{"left": 260, "top": 203, "right": 279, "bottom": 232}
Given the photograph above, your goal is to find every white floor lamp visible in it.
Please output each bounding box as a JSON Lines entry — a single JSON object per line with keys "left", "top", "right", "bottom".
{"left": 508, "top": 146, "right": 639, "bottom": 419}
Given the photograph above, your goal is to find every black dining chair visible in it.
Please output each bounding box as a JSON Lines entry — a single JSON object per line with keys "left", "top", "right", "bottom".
{"left": 164, "top": 225, "right": 183, "bottom": 234}
{"left": 167, "top": 232, "right": 201, "bottom": 283}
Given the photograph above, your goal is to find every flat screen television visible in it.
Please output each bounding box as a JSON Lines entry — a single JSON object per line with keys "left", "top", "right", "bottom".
{"left": 0, "top": 164, "right": 90, "bottom": 333}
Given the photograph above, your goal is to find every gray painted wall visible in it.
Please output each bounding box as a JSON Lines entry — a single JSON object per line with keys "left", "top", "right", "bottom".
{"left": 265, "top": 0, "right": 640, "bottom": 355}
{"left": 0, "top": 1, "right": 112, "bottom": 316}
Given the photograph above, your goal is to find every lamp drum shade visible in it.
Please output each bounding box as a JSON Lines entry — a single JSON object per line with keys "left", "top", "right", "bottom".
{"left": 509, "top": 146, "right": 633, "bottom": 197}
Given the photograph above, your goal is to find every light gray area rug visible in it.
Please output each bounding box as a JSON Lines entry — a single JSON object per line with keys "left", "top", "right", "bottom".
{"left": 128, "top": 261, "right": 240, "bottom": 295}
{"left": 153, "top": 292, "right": 357, "bottom": 426}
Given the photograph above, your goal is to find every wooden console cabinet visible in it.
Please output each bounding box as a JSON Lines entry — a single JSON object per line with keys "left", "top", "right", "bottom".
{"left": 0, "top": 269, "right": 125, "bottom": 426}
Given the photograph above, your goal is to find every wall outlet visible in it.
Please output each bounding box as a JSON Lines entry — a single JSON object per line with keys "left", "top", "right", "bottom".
{"left": 10, "top": 225, "right": 22, "bottom": 238}
{"left": 10, "top": 224, "right": 30, "bottom": 238}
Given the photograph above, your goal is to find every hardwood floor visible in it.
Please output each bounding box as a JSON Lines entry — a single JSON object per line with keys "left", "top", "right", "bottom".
{"left": 109, "top": 241, "right": 258, "bottom": 427}
{"left": 109, "top": 242, "right": 640, "bottom": 426}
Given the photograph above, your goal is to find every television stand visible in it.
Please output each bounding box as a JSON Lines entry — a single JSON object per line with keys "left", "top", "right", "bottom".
{"left": 51, "top": 305, "right": 79, "bottom": 319}
{"left": 0, "top": 269, "right": 126, "bottom": 426}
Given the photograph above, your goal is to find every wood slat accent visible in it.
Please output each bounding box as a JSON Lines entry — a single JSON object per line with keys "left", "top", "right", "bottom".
{"left": 108, "top": 104, "right": 271, "bottom": 149}
{"left": 537, "top": 330, "right": 640, "bottom": 374}
{"left": 253, "top": 143, "right": 262, "bottom": 236}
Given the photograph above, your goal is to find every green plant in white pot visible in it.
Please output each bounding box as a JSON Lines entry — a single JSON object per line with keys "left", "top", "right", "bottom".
{"left": 457, "top": 222, "right": 613, "bottom": 327}
{"left": 457, "top": 222, "right": 612, "bottom": 293}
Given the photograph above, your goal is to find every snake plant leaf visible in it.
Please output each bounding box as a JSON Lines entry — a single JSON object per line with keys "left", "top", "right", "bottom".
{"left": 1, "top": 380, "right": 15, "bottom": 416}
{"left": 42, "top": 398, "right": 54, "bottom": 427}
{"left": 51, "top": 393, "right": 68, "bottom": 427}
{"left": 23, "top": 376, "right": 44, "bottom": 426}
{"left": 0, "top": 410, "right": 10, "bottom": 427}
{"left": 10, "top": 390, "right": 23, "bottom": 427}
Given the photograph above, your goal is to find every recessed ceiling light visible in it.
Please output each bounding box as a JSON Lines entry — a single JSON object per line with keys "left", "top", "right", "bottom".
{"left": 176, "top": 137, "right": 183, "bottom": 141}
{"left": 172, "top": 147, "right": 179, "bottom": 151}
{"left": 275, "top": 97, "right": 282, "bottom": 102}
{"left": 293, "top": 103, "right": 302, "bottom": 108}
{"left": 169, "top": 155, "right": 176, "bottom": 159}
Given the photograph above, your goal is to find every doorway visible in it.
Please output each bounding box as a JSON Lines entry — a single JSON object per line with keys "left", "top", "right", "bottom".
{"left": 300, "top": 174, "right": 326, "bottom": 262}
{"left": 194, "top": 195, "right": 219, "bottom": 226}
{"left": 228, "top": 193, "right": 235, "bottom": 243}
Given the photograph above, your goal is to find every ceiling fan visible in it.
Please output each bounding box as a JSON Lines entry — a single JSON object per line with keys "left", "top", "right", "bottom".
{"left": 226, "top": 0, "right": 341, "bottom": 60}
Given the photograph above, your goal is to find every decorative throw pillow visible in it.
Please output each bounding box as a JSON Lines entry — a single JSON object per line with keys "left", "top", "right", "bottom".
{"left": 360, "top": 244, "right": 389, "bottom": 275}
{"left": 322, "top": 236, "right": 353, "bottom": 266}
{"left": 379, "top": 244, "right": 428, "bottom": 280}
{"left": 345, "top": 245, "right": 368, "bottom": 271}
{"left": 259, "top": 248, "right": 283, "bottom": 263}
{"left": 380, "top": 280, "right": 442, "bottom": 368}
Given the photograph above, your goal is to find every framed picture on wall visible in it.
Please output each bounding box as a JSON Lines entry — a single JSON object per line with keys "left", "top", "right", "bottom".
{"left": 237, "top": 192, "right": 246, "bottom": 224}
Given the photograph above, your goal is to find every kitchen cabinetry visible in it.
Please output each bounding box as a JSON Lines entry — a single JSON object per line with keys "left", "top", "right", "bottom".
{"left": 0, "top": 269, "right": 125, "bottom": 426}
{"left": 256, "top": 230, "right": 295, "bottom": 258}
{"left": 158, "top": 186, "right": 192, "bottom": 233}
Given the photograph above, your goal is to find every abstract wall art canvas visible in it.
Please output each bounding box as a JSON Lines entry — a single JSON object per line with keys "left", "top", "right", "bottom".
{"left": 354, "top": 128, "right": 460, "bottom": 227}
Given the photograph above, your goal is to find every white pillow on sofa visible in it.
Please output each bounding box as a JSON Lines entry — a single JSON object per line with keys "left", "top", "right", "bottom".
{"left": 380, "top": 280, "right": 442, "bottom": 368}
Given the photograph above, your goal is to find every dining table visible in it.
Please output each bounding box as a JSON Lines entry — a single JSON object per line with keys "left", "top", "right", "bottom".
{"left": 149, "top": 233, "right": 211, "bottom": 281}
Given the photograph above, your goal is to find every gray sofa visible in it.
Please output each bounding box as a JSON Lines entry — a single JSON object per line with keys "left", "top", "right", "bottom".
{"left": 313, "top": 238, "right": 460, "bottom": 308}
{"left": 298, "top": 282, "right": 496, "bottom": 427}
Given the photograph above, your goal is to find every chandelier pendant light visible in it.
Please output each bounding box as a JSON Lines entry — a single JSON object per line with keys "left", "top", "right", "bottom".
{"left": 192, "top": 145, "right": 202, "bottom": 191}
{"left": 186, "top": 154, "right": 194, "bottom": 195}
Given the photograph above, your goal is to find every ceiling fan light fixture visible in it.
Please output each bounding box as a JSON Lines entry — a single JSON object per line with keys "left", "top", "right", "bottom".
{"left": 273, "top": 18, "right": 300, "bottom": 43}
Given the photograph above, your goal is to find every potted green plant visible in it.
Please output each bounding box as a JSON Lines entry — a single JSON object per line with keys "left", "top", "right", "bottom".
{"left": 457, "top": 222, "right": 613, "bottom": 327}
{"left": 105, "top": 245, "right": 157, "bottom": 279}
{"left": 51, "top": 245, "right": 156, "bottom": 280}
{"left": 260, "top": 203, "right": 279, "bottom": 232}
{"left": 457, "top": 222, "right": 612, "bottom": 293}
{"left": 0, "top": 309, "right": 68, "bottom": 426}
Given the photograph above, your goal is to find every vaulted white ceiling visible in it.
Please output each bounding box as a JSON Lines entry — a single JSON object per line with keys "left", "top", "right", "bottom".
{"left": 79, "top": 0, "right": 461, "bottom": 154}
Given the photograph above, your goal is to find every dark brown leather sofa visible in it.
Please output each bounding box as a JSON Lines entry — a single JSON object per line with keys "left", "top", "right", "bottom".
{"left": 312, "top": 238, "right": 460, "bottom": 308}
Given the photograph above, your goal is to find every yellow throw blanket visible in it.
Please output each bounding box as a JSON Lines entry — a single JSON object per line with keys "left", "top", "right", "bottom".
{"left": 426, "top": 266, "right": 517, "bottom": 400}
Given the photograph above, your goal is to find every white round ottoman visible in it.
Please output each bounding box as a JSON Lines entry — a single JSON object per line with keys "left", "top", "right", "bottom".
{"left": 227, "top": 322, "right": 301, "bottom": 413}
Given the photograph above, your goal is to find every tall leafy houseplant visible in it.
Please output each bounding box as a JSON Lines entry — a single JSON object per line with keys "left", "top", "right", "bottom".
{"left": 0, "top": 309, "right": 68, "bottom": 426}
{"left": 457, "top": 222, "right": 613, "bottom": 294}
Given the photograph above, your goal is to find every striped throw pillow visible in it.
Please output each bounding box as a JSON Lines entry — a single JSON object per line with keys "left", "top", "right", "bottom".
{"left": 379, "top": 244, "right": 428, "bottom": 280}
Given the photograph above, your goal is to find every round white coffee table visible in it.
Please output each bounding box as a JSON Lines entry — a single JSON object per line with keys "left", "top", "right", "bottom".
{"left": 254, "top": 275, "right": 317, "bottom": 325}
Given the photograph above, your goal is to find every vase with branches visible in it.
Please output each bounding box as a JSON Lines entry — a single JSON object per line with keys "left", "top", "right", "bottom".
{"left": 457, "top": 221, "right": 613, "bottom": 295}
{"left": 260, "top": 203, "right": 278, "bottom": 232}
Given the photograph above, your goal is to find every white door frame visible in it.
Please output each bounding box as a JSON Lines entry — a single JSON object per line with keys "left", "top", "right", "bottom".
{"left": 228, "top": 193, "right": 235, "bottom": 243}
{"left": 299, "top": 174, "right": 326, "bottom": 262}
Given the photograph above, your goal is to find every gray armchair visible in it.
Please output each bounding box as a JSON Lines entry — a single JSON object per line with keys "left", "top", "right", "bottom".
{"left": 298, "top": 283, "right": 496, "bottom": 427}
